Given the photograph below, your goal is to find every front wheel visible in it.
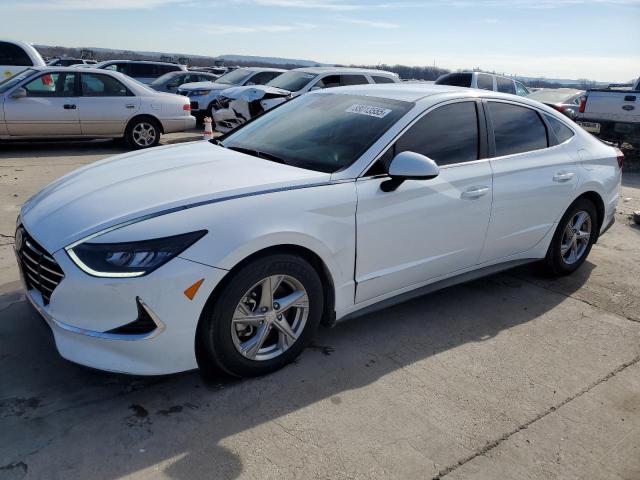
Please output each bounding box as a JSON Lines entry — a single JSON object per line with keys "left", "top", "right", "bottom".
{"left": 196, "top": 254, "right": 324, "bottom": 378}
{"left": 125, "top": 118, "right": 161, "bottom": 149}
{"left": 543, "top": 198, "right": 598, "bottom": 276}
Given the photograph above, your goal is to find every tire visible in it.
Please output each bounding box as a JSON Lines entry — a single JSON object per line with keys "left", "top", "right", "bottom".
{"left": 543, "top": 198, "right": 598, "bottom": 276}
{"left": 196, "top": 254, "right": 324, "bottom": 378}
{"left": 125, "top": 117, "right": 161, "bottom": 149}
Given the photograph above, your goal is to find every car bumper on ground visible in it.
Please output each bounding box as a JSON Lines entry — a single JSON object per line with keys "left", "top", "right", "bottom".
{"left": 18, "top": 244, "right": 227, "bottom": 375}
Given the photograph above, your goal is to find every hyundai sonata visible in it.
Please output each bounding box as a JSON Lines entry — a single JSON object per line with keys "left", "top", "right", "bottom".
{"left": 15, "top": 84, "right": 621, "bottom": 377}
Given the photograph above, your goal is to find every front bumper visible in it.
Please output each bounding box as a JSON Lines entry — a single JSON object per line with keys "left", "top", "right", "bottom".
{"left": 19, "top": 247, "right": 227, "bottom": 375}
{"left": 211, "top": 107, "right": 239, "bottom": 133}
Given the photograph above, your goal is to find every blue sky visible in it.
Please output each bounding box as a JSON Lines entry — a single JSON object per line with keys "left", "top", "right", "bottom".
{"left": 3, "top": 0, "right": 639, "bottom": 82}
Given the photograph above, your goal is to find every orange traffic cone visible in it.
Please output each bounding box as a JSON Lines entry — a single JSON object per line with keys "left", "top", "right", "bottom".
{"left": 203, "top": 117, "right": 213, "bottom": 141}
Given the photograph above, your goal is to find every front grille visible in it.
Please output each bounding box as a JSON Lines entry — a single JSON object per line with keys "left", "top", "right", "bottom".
{"left": 16, "top": 227, "right": 64, "bottom": 305}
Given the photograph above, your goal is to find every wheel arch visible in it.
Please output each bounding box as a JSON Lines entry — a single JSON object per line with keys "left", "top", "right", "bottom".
{"left": 125, "top": 113, "right": 164, "bottom": 135}
{"left": 573, "top": 190, "right": 605, "bottom": 242}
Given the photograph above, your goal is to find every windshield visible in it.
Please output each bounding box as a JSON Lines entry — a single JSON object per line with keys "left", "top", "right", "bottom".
{"left": 215, "top": 69, "right": 251, "bottom": 85}
{"left": 0, "top": 68, "right": 35, "bottom": 93}
{"left": 222, "top": 93, "right": 413, "bottom": 173}
{"left": 150, "top": 71, "right": 178, "bottom": 86}
{"left": 528, "top": 89, "right": 582, "bottom": 104}
{"left": 266, "top": 71, "right": 317, "bottom": 92}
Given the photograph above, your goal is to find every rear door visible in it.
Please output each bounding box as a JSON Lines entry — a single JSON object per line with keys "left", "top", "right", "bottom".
{"left": 78, "top": 72, "right": 139, "bottom": 136}
{"left": 479, "top": 101, "right": 578, "bottom": 262}
{"left": 355, "top": 101, "right": 493, "bottom": 302}
{"left": 4, "top": 71, "right": 81, "bottom": 136}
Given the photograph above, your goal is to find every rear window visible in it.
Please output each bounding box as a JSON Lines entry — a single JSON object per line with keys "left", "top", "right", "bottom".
{"left": 0, "top": 41, "right": 33, "bottom": 66}
{"left": 435, "top": 73, "right": 472, "bottom": 88}
{"left": 496, "top": 77, "right": 516, "bottom": 95}
{"left": 341, "top": 75, "right": 368, "bottom": 86}
{"left": 489, "top": 102, "right": 548, "bottom": 156}
{"left": 477, "top": 74, "right": 494, "bottom": 91}
{"left": 545, "top": 114, "right": 575, "bottom": 144}
{"left": 372, "top": 75, "right": 395, "bottom": 84}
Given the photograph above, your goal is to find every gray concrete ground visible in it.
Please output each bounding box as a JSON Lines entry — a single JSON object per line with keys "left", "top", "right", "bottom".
{"left": 1, "top": 135, "right": 639, "bottom": 480}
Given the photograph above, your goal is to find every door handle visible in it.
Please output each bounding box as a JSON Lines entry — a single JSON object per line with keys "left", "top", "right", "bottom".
{"left": 125, "top": 104, "right": 136, "bottom": 109}
{"left": 461, "top": 186, "right": 490, "bottom": 199}
{"left": 553, "top": 171, "right": 575, "bottom": 182}
{"left": 63, "top": 104, "right": 76, "bottom": 110}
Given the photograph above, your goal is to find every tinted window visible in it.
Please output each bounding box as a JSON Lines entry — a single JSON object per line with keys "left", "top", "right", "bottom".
{"left": 0, "top": 42, "right": 33, "bottom": 66}
{"left": 515, "top": 81, "right": 529, "bottom": 96}
{"left": 489, "top": 102, "right": 547, "bottom": 156}
{"left": 247, "top": 71, "right": 281, "bottom": 85}
{"left": 393, "top": 102, "right": 479, "bottom": 166}
{"left": 23, "top": 72, "right": 76, "bottom": 97}
{"left": 157, "top": 64, "right": 180, "bottom": 75}
{"left": 222, "top": 93, "right": 413, "bottom": 173}
{"left": 435, "top": 73, "right": 472, "bottom": 88}
{"left": 314, "top": 75, "right": 340, "bottom": 89}
{"left": 373, "top": 75, "right": 395, "bottom": 84}
{"left": 340, "top": 75, "right": 368, "bottom": 86}
{"left": 129, "top": 63, "right": 157, "bottom": 78}
{"left": 81, "top": 73, "right": 131, "bottom": 96}
{"left": 496, "top": 77, "right": 516, "bottom": 94}
{"left": 266, "top": 71, "right": 316, "bottom": 91}
{"left": 545, "top": 114, "right": 575, "bottom": 144}
{"left": 477, "top": 73, "right": 493, "bottom": 91}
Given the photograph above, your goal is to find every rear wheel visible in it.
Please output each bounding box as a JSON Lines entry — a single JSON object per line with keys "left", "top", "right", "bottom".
{"left": 196, "top": 254, "right": 324, "bottom": 378}
{"left": 125, "top": 117, "right": 161, "bottom": 149}
{"left": 543, "top": 198, "right": 597, "bottom": 276}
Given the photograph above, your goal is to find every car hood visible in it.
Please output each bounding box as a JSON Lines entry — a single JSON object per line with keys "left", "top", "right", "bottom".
{"left": 20, "top": 142, "right": 330, "bottom": 253}
{"left": 221, "top": 85, "right": 291, "bottom": 101}
{"left": 178, "top": 81, "right": 232, "bottom": 91}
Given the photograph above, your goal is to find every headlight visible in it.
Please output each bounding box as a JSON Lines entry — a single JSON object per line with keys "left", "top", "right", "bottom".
{"left": 67, "top": 230, "right": 207, "bottom": 278}
{"left": 191, "top": 90, "right": 211, "bottom": 96}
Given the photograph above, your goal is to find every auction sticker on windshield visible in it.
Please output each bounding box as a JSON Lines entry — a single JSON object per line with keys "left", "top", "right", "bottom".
{"left": 346, "top": 104, "right": 392, "bottom": 118}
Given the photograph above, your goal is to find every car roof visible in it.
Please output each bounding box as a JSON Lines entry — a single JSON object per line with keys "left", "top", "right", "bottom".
{"left": 315, "top": 83, "right": 552, "bottom": 106}
{"left": 293, "top": 66, "right": 397, "bottom": 76}
{"left": 234, "top": 67, "right": 287, "bottom": 72}
{"left": 94, "top": 60, "right": 185, "bottom": 65}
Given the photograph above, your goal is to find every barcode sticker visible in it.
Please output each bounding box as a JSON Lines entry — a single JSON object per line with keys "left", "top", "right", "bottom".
{"left": 345, "top": 104, "right": 392, "bottom": 118}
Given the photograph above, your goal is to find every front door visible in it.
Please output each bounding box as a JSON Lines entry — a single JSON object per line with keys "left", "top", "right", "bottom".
{"left": 4, "top": 71, "right": 81, "bottom": 136}
{"left": 355, "top": 101, "right": 493, "bottom": 303}
{"left": 78, "top": 73, "right": 140, "bottom": 136}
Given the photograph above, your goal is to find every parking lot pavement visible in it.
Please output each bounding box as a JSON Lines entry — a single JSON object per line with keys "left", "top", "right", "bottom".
{"left": 1, "top": 141, "right": 639, "bottom": 480}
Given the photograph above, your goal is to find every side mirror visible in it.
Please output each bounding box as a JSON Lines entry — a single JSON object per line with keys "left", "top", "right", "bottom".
{"left": 381, "top": 151, "right": 440, "bottom": 192}
{"left": 11, "top": 88, "right": 27, "bottom": 99}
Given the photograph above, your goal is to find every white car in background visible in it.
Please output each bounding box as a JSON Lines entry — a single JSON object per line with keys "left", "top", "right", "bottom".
{"left": 435, "top": 71, "right": 530, "bottom": 96}
{"left": 212, "top": 67, "right": 400, "bottom": 133}
{"left": 176, "top": 67, "right": 285, "bottom": 119}
{"left": 0, "top": 66, "right": 195, "bottom": 148}
{"left": 16, "top": 84, "right": 621, "bottom": 377}
{"left": 0, "top": 39, "right": 46, "bottom": 80}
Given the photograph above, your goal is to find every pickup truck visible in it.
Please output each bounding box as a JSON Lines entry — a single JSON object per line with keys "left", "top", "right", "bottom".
{"left": 577, "top": 76, "right": 640, "bottom": 147}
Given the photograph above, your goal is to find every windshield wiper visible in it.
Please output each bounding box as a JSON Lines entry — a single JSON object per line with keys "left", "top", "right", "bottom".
{"left": 227, "top": 146, "right": 287, "bottom": 165}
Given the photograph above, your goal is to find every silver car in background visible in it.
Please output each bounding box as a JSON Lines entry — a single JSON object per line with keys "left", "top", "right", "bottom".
{"left": 0, "top": 66, "right": 195, "bottom": 149}
{"left": 149, "top": 70, "right": 219, "bottom": 94}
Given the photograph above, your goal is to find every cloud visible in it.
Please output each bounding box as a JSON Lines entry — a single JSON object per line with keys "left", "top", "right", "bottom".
{"left": 14, "top": 0, "right": 191, "bottom": 9}
{"left": 337, "top": 17, "right": 401, "bottom": 28}
{"left": 192, "top": 21, "right": 318, "bottom": 34}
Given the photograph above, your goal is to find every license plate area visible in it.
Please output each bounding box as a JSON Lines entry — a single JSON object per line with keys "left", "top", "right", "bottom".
{"left": 578, "top": 121, "right": 601, "bottom": 134}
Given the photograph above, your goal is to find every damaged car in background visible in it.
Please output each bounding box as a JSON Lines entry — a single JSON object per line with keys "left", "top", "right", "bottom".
{"left": 212, "top": 67, "right": 400, "bottom": 133}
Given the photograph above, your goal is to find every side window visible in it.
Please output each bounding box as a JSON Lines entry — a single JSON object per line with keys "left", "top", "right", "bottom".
{"left": 489, "top": 102, "right": 548, "bottom": 156}
{"left": 23, "top": 72, "right": 76, "bottom": 97}
{"left": 158, "top": 65, "right": 177, "bottom": 75}
{"left": 103, "top": 64, "right": 118, "bottom": 71}
{"left": 247, "top": 71, "right": 280, "bottom": 85}
{"left": 574, "top": 95, "right": 585, "bottom": 105}
{"left": 515, "top": 81, "right": 529, "bottom": 96}
{"left": 0, "top": 42, "right": 33, "bottom": 66}
{"left": 435, "top": 73, "right": 472, "bottom": 87}
{"left": 544, "top": 114, "right": 575, "bottom": 144}
{"left": 340, "top": 75, "right": 368, "bottom": 86}
{"left": 129, "top": 63, "right": 155, "bottom": 78}
{"left": 81, "top": 73, "right": 131, "bottom": 96}
{"left": 393, "top": 102, "right": 479, "bottom": 167}
{"left": 476, "top": 74, "right": 494, "bottom": 91}
{"left": 496, "top": 77, "right": 516, "bottom": 95}
{"left": 372, "top": 75, "right": 395, "bottom": 84}
{"left": 313, "top": 75, "right": 340, "bottom": 89}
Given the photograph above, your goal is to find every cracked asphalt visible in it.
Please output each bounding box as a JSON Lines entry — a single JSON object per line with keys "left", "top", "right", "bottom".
{"left": 1, "top": 135, "right": 639, "bottom": 480}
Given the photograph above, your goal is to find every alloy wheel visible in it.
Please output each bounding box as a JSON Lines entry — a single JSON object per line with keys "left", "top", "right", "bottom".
{"left": 231, "top": 275, "right": 309, "bottom": 361}
{"left": 132, "top": 122, "right": 157, "bottom": 147}
{"left": 560, "top": 210, "right": 592, "bottom": 265}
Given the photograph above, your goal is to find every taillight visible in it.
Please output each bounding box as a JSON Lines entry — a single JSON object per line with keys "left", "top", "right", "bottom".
{"left": 553, "top": 104, "right": 566, "bottom": 113}
{"left": 614, "top": 148, "right": 624, "bottom": 169}
{"left": 183, "top": 104, "right": 191, "bottom": 111}
{"left": 578, "top": 97, "right": 587, "bottom": 113}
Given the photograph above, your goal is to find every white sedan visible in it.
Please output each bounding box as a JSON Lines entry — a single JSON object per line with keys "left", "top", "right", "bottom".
{"left": 0, "top": 66, "right": 195, "bottom": 148}
{"left": 16, "top": 84, "right": 621, "bottom": 377}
